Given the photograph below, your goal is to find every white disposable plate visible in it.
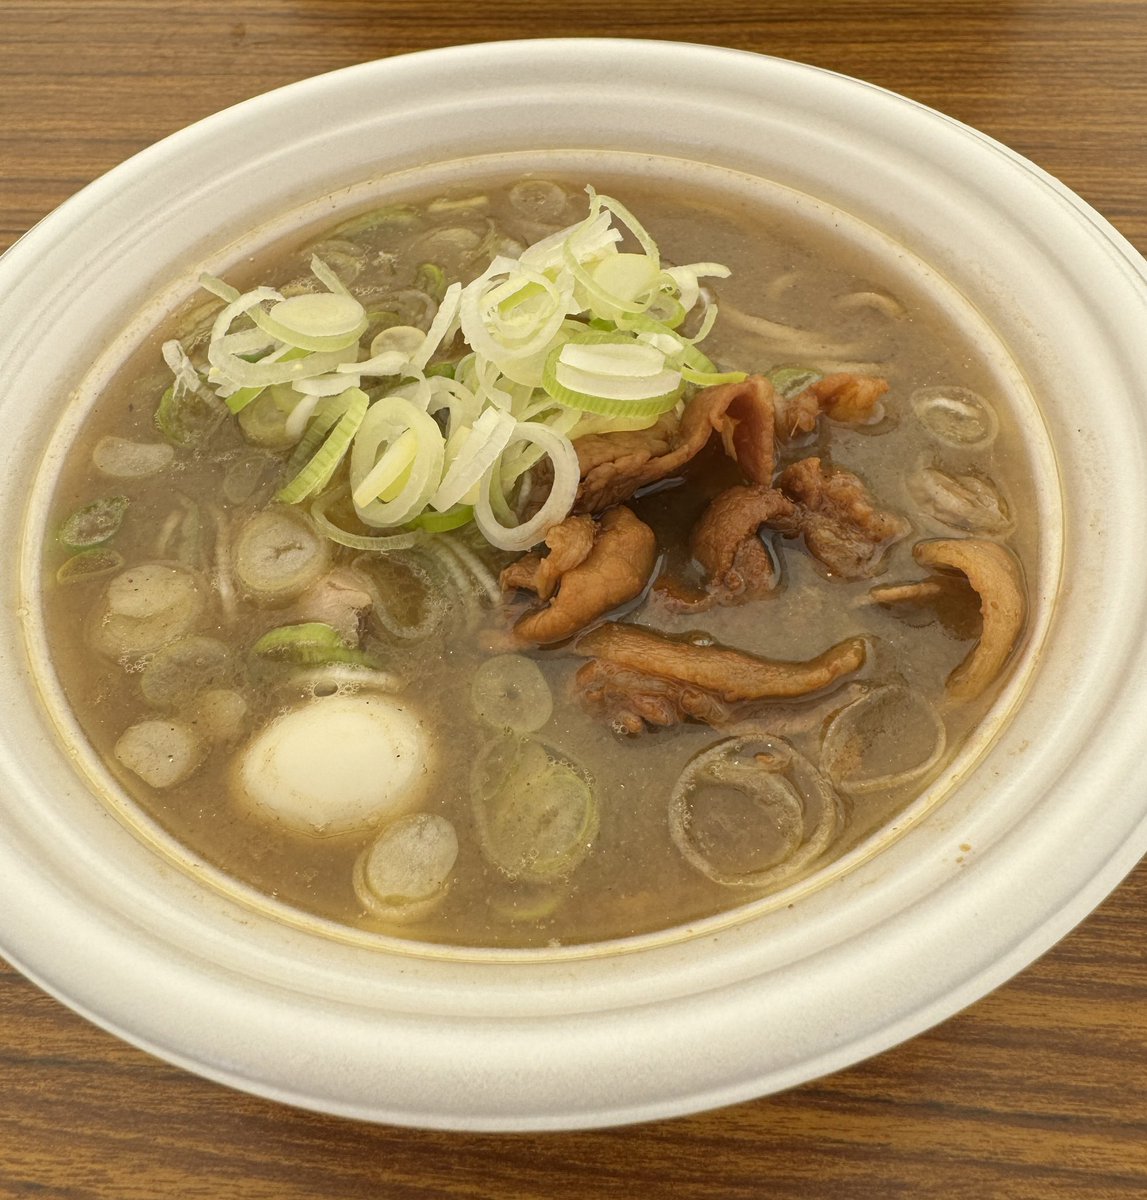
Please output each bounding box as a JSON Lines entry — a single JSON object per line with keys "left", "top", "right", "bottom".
{"left": 1, "top": 40, "right": 1145, "bottom": 1130}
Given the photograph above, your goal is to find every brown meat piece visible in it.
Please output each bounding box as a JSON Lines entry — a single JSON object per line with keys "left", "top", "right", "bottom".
{"left": 499, "top": 514, "right": 595, "bottom": 602}
{"left": 291, "top": 568, "right": 373, "bottom": 645}
{"left": 689, "top": 484, "right": 800, "bottom": 604}
{"left": 574, "top": 659, "right": 732, "bottom": 734}
{"left": 574, "top": 622, "right": 867, "bottom": 702}
{"left": 774, "top": 457, "right": 909, "bottom": 579}
{"left": 573, "top": 375, "right": 777, "bottom": 512}
{"left": 502, "top": 507, "right": 657, "bottom": 644}
{"left": 775, "top": 372, "right": 889, "bottom": 441}
{"left": 911, "top": 538, "right": 1026, "bottom": 701}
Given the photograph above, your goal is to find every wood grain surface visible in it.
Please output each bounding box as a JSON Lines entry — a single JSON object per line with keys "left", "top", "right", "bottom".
{"left": 2, "top": 2, "right": 1146, "bottom": 1197}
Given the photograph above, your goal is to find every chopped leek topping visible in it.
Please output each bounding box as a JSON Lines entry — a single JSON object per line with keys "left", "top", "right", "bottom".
{"left": 56, "top": 547, "right": 125, "bottom": 585}
{"left": 470, "top": 654, "right": 554, "bottom": 734}
{"left": 58, "top": 496, "right": 128, "bottom": 549}
{"left": 472, "top": 737, "right": 598, "bottom": 881}
{"left": 185, "top": 188, "right": 736, "bottom": 550}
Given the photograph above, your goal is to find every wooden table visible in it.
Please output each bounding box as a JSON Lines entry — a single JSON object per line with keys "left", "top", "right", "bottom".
{"left": 3, "top": 2, "right": 1146, "bottom": 1196}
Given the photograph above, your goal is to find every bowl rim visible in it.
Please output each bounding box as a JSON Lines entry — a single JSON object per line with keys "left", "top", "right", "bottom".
{"left": 2, "top": 38, "right": 1146, "bottom": 1131}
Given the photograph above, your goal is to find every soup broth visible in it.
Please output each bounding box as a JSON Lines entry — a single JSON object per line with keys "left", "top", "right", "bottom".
{"left": 42, "top": 169, "right": 1037, "bottom": 949}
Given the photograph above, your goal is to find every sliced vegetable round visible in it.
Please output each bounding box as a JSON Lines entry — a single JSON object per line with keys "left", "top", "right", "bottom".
{"left": 140, "top": 636, "right": 233, "bottom": 708}
{"left": 57, "top": 496, "right": 129, "bottom": 549}
{"left": 472, "top": 737, "right": 598, "bottom": 881}
{"left": 56, "top": 547, "right": 125, "bottom": 585}
{"left": 92, "top": 436, "right": 175, "bottom": 478}
{"left": 669, "top": 732, "right": 841, "bottom": 889}
{"left": 354, "top": 812, "right": 459, "bottom": 922}
{"left": 91, "top": 564, "right": 205, "bottom": 658}
{"left": 471, "top": 654, "right": 554, "bottom": 734}
{"left": 114, "top": 719, "right": 205, "bottom": 789}
{"left": 911, "top": 385, "right": 999, "bottom": 448}
{"left": 820, "top": 685, "right": 947, "bottom": 795}
{"left": 234, "top": 507, "right": 330, "bottom": 601}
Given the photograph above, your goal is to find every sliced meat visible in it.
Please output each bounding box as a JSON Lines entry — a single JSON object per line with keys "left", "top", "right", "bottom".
{"left": 910, "top": 538, "right": 1026, "bottom": 701}
{"left": 502, "top": 507, "right": 657, "bottom": 644}
{"left": 574, "top": 659, "right": 732, "bottom": 734}
{"left": 290, "top": 568, "right": 373, "bottom": 645}
{"left": 499, "top": 514, "right": 595, "bottom": 602}
{"left": 573, "top": 375, "right": 777, "bottom": 512}
{"left": 775, "top": 372, "right": 889, "bottom": 441}
{"left": 574, "top": 622, "right": 867, "bottom": 702}
{"left": 689, "top": 484, "right": 800, "bottom": 604}
{"left": 774, "top": 456, "right": 909, "bottom": 579}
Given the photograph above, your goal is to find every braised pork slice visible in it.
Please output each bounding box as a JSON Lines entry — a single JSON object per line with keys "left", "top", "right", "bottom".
{"left": 500, "top": 507, "right": 657, "bottom": 644}
{"left": 573, "top": 623, "right": 867, "bottom": 732}
{"left": 774, "top": 457, "right": 909, "bottom": 579}
{"left": 775, "top": 372, "right": 889, "bottom": 441}
{"left": 689, "top": 484, "right": 800, "bottom": 604}
{"left": 573, "top": 375, "right": 776, "bottom": 512}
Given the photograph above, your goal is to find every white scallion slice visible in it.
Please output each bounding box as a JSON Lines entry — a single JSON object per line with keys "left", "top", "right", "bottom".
{"left": 277, "top": 387, "right": 369, "bottom": 504}
{"left": 354, "top": 812, "right": 459, "bottom": 922}
{"left": 233, "top": 507, "right": 329, "bottom": 601}
{"left": 255, "top": 292, "right": 368, "bottom": 353}
{"left": 430, "top": 405, "right": 517, "bottom": 513}
{"left": 474, "top": 419, "right": 579, "bottom": 552}
{"left": 349, "top": 395, "right": 445, "bottom": 528}
{"left": 542, "top": 335, "right": 683, "bottom": 417}
{"left": 472, "top": 737, "right": 598, "bottom": 882}
{"left": 92, "top": 436, "right": 175, "bottom": 478}
{"left": 471, "top": 655, "right": 553, "bottom": 734}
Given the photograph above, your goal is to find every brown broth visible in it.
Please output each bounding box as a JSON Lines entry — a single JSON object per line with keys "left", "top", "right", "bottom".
{"left": 42, "top": 170, "right": 1038, "bottom": 949}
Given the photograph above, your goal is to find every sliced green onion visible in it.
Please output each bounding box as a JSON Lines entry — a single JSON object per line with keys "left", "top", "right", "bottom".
{"left": 767, "top": 365, "right": 823, "bottom": 398}
{"left": 542, "top": 334, "right": 683, "bottom": 418}
{"left": 58, "top": 496, "right": 129, "bottom": 549}
{"left": 474, "top": 419, "right": 579, "bottom": 552}
{"left": 470, "top": 655, "right": 553, "bottom": 734}
{"left": 472, "top": 737, "right": 598, "bottom": 881}
{"left": 234, "top": 507, "right": 329, "bottom": 600}
{"left": 414, "top": 262, "right": 447, "bottom": 302}
{"left": 350, "top": 395, "right": 445, "bottom": 528}
{"left": 251, "top": 621, "right": 374, "bottom": 667}
{"left": 56, "top": 547, "right": 125, "bottom": 584}
{"left": 310, "top": 486, "right": 424, "bottom": 552}
{"left": 430, "top": 405, "right": 517, "bottom": 513}
{"left": 278, "top": 387, "right": 369, "bottom": 504}
{"left": 92, "top": 436, "right": 175, "bottom": 478}
{"left": 405, "top": 504, "right": 474, "bottom": 533}
{"left": 253, "top": 291, "right": 368, "bottom": 353}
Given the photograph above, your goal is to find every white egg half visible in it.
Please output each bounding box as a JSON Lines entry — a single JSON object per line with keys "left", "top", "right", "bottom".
{"left": 232, "top": 693, "right": 432, "bottom": 835}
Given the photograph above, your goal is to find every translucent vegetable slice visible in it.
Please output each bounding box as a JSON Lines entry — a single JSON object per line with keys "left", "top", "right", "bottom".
{"left": 56, "top": 547, "right": 125, "bottom": 585}
{"left": 114, "top": 719, "right": 205, "bottom": 789}
{"left": 92, "top": 437, "right": 175, "bottom": 478}
{"left": 472, "top": 737, "right": 598, "bottom": 881}
{"left": 669, "top": 732, "right": 841, "bottom": 889}
{"left": 140, "top": 635, "right": 233, "bottom": 707}
{"left": 349, "top": 395, "right": 445, "bottom": 527}
{"left": 57, "top": 496, "right": 128, "bottom": 549}
{"left": 233, "top": 507, "right": 330, "bottom": 601}
{"left": 353, "top": 812, "right": 459, "bottom": 923}
{"left": 471, "top": 654, "right": 554, "bottom": 734}
{"left": 251, "top": 621, "right": 374, "bottom": 667}
{"left": 820, "top": 685, "right": 947, "bottom": 795}
{"left": 90, "top": 564, "right": 205, "bottom": 658}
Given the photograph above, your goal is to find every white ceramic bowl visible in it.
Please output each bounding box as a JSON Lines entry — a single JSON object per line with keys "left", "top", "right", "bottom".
{"left": 2, "top": 40, "right": 1146, "bottom": 1131}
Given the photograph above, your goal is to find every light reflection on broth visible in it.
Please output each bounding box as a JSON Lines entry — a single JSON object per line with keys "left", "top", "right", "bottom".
{"left": 42, "top": 170, "right": 1037, "bottom": 948}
